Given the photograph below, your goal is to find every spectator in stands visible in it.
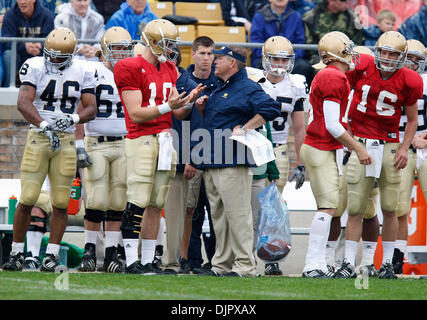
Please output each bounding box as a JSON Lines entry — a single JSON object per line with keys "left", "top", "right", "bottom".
{"left": 302, "top": 0, "right": 364, "bottom": 66}
{"left": 54, "top": 0, "right": 104, "bottom": 61}
{"left": 1, "top": 0, "right": 54, "bottom": 87}
{"left": 250, "top": 0, "right": 314, "bottom": 86}
{"left": 92, "top": 0, "right": 124, "bottom": 23}
{"left": 398, "top": 0, "right": 427, "bottom": 47}
{"left": 220, "top": 0, "right": 252, "bottom": 34}
{"left": 246, "top": 0, "right": 268, "bottom": 20}
{"left": 105, "top": 0, "right": 157, "bottom": 40}
{"left": 363, "top": 9, "right": 396, "bottom": 47}
{"left": 289, "top": 0, "right": 315, "bottom": 17}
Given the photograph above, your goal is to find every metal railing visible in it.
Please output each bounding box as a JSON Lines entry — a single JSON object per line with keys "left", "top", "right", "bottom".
{"left": 0, "top": 36, "right": 319, "bottom": 88}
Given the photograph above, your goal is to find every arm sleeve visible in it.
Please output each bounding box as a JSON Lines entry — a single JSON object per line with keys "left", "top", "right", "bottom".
{"left": 19, "top": 59, "right": 40, "bottom": 87}
{"left": 323, "top": 100, "right": 345, "bottom": 138}
{"left": 249, "top": 85, "right": 282, "bottom": 122}
{"left": 82, "top": 63, "right": 98, "bottom": 94}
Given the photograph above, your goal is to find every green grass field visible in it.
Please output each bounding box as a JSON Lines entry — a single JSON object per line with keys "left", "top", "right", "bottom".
{"left": 0, "top": 271, "right": 426, "bottom": 300}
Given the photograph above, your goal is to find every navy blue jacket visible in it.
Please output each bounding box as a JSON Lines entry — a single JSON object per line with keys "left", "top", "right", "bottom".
{"left": 198, "top": 68, "right": 281, "bottom": 169}
{"left": 1, "top": 0, "right": 54, "bottom": 68}
{"left": 173, "top": 67, "right": 199, "bottom": 173}
{"left": 363, "top": 24, "right": 382, "bottom": 47}
{"left": 398, "top": 5, "right": 427, "bottom": 47}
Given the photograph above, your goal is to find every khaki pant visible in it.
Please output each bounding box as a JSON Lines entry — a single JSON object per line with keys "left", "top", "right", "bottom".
{"left": 204, "top": 166, "right": 257, "bottom": 277}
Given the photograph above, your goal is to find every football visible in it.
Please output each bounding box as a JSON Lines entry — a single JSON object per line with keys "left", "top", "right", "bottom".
{"left": 257, "top": 238, "right": 291, "bottom": 262}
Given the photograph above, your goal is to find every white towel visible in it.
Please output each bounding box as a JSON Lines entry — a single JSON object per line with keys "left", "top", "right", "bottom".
{"left": 336, "top": 149, "right": 343, "bottom": 176}
{"left": 157, "top": 131, "right": 173, "bottom": 171}
{"left": 416, "top": 148, "right": 427, "bottom": 169}
{"left": 365, "top": 139, "right": 384, "bottom": 178}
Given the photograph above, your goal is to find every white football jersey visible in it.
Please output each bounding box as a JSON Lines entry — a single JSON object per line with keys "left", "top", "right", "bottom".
{"left": 262, "top": 72, "right": 308, "bottom": 144}
{"left": 84, "top": 62, "right": 127, "bottom": 137}
{"left": 19, "top": 56, "right": 98, "bottom": 133}
{"left": 399, "top": 73, "right": 427, "bottom": 142}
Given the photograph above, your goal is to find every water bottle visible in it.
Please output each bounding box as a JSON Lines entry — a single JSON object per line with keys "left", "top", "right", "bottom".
{"left": 8, "top": 195, "right": 18, "bottom": 224}
{"left": 67, "top": 178, "right": 81, "bottom": 215}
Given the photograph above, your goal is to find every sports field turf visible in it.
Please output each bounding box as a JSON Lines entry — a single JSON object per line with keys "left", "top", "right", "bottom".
{"left": 0, "top": 271, "right": 426, "bottom": 300}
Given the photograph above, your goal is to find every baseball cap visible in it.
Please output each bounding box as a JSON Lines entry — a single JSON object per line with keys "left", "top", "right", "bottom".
{"left": 212, "top": 46, "right": 246, "bottom": 63}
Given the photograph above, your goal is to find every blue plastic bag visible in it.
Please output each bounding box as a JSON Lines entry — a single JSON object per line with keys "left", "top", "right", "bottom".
{"left": 256, "top": 182, "right": 292, "bottom": 262}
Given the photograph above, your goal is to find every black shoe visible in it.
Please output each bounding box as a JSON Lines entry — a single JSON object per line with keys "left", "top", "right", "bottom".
{"left": 179, "top": 257, "right": 191, "bottom": 274}
{"left": 357, "top": 264, "right": 378, "bottom": 277}
{"left": 265, "top": 262, "right": 282, "bottom": 276}
{"left": 125, "top": 261, "right": 161, "bottom": 275}
{"left": 192, "top": 267, "right": 220, "bottom": 276}
{"left": 151, "top": 260, "right": 163, "bottom": 274}
{"left": 141, "top": 263, "right": 161, "bottom": 275}
{"left": 78, "top": 243, "right": 97, "bottom": 272}
{"left": 155, "top": 245, "right": 163, "bottom": 258}
{"left": 201, "top": 262, "right": 212, "bottom": 270}
{"left": 163, "top": 268, "right": 178, "bottom": 275}
{"left": 378, "top": 262, "right": 398, "bottom": 279}
{"left": 302, "top": 269, "right": 327, "bottom": 278}
{"left": 41, "top": 254, "right": 66, "bottom": 272}
{"left": 152, "top": 256, "right": 162, "bottom": 270}
{"left": 223, "top": 271, "right": 244, "bottom": 277}
{"left": 325, "top": 265, "right": 335, "bottom": 278}
{"left": 117, "top": 245, "right": 126, "bottom": 267}
{"left": 23, "top": 253, "right": 41, "bottom": 271}
{"left": 103, "top": 246, "right": 125, "bottom": 273}
{"left": 392, "top": 248, "right": 404, "bottom": 274}
{"left": 2, "top": 252, "right": 24, "bottom": 271}
{"left": 333, "top": 260, "right": 356, "bottom": 278}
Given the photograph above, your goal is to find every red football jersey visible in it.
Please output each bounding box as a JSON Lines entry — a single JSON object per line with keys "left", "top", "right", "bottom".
{"left": 347, "top": 53, "right": 423, "bottom": 142}
{"left": 305, "top": 65, "right": 350, "bottom": 151}
{"left": 114, "top": 55, "right": 178, "bottom": 139}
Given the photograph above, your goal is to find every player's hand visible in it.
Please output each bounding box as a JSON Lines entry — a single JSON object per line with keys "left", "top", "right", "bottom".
{"left": 289, "top": 165, "right": 305, "bottom": 189}
{"left": 76, "top": 140, "right": 92, "bottom": 168}
{"left": 355, "top": 147, "right": 371, "bottom": 165}
{"left": 188, "top": 84, "right": 207, "bottom": 103}
{"left": 183, "top": 164, "right": 196, "bottom": 180}
{"left": 232, "top": 124, "right": 246, "bottom": 136}
{"left": 167, "top": 87, "right": 191, "bottom": 110}
{"left": 394, "top": 147, "right": 408, "bottom": 169}
{"left": 51, "top": 114, "right": 77, "bottom": 132}
{"left": 195, "top": 95, "right": 208, "bottom": 114}
{"left": 42, "top": 125, "right": 61, "bottom": 152}
{"left": 413, "top": 133, "right": 427, "bottom": 149}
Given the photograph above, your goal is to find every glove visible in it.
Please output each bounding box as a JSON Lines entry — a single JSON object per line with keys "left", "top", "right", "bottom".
{"left": 289, "top": 165, "right": 305, "bottom": 189}
{"left": 42, "top": 124, "right": 61, "bottom": 152}
{"left": 76, "top": 139, "right": 92, "bottom": 168}
{"left": 51, "top": 114, "right": 79, "bottom": 132}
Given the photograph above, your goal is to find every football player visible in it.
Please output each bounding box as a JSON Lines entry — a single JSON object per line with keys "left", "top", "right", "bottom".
{"left": 394, "top": 39, "right": 427, "bottom": 274}
{"left": 335, "top": 31, "right": 423, "bottom": 279}
{"left": 76, "top": 27, "right": 135, "bottom": 273}
{"left": 301, "top": 31, "right": 371, "bottom": 278}
{"left": 113, "top": 19, "right": 205, "bottom": 274}
{"left": 2, "top": 27, "right": 97, "bottom": 272}
{"left": 246, "top": 35, "right": 307, "bottom": 276}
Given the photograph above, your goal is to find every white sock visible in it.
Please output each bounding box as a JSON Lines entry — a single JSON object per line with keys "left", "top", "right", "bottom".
{"left": 325, "top": 241, "right": 337, "bottom": 266}
{"left": 105, "top": 231, "right": 121, "bottom": 248}
{"left": 46, "top": 243, "right": 60, "bottom": 256}
{"left": 84, "top": 230, "right": 99, "bottom": 245}
{"left": 11, "top": 242, "right": 25, "bottom": 254}
{"left": 303, "top": 212, "right": 332, "bottom": 272}
{"left": 395, "top": 240, "right": 407, "bottom": 254}
{"left": 360, "top": 241, "right": 377, "bottom": 266}
{"left": 123, "top": 238, "right": 139, "bottom": 267}
{"left": 344, "top": 240, "right": 358, "bottom": 266}
{"left": 26, "top": 231, "right": 44, "bottom": 257}
{"left": 141, "top": 239, "right": 156, "bottom": 265}
{"left": 382, "top": 241, "right": 395, "bottom": 265}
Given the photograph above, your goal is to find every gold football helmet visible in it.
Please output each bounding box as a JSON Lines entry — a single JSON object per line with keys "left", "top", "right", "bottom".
{"left": 44, "top": 27, "right": 77, "bottom": 73}
{"left": 354, "top": 45, "right": 374, "bottom": 57}
{"left": 318, "top": 31, "right": 358, "bottom": 70}
{"left": 262, "top": 36, "right": 295, "bottom": 76}
{"left": 101, "top": 27, "right": 134, "bottom": 67}
{"left": 405, "top": 39, "right": 426, "bottom": 74}
{"left": 142, "top": 19, "right": 179, "bottom": 63}
{"left": 374, "top": 31, "right": 407, "bottom": 72}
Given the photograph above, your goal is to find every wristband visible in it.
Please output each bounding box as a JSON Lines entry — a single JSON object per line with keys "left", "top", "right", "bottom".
{"left": 184, "top": 101, "right": 194, "bottom": 110}
{"left": 71, "top": 114, "right": 80, "bottom": 124}
{"left": 158, "top": 102, "right": 172, "bottom": 115}
{"left": 39, "top": 120, "right": 49, "bottom": 129}
{"left": 75, "top": 139, "right": 85, "bottom": 148}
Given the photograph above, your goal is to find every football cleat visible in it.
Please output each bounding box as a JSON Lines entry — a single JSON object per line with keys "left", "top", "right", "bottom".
{"left": 23, "top": 253, "right": 41, "bottom": 271}
{"left": 356, "top": 264, "right": 378, "bottom": 277}
{"left": 324, "top": 264, "right": 335, "bottom": 278}
{"left": 78, "top": 243, "right": 97, "bottom": 272}
{"left": 103, "top": 246, "right": 124, "bottom": 273}
{"left": 265, "top": 262, "right": 283, "bottom": 276}
{"left": 302, "top": 269, "right": 328, "bottom": 278}
{"left": 223, "top": 271, "right": 244, "bottom": 277}
{"left": 125, "top": 261, "right": 159, "bottom": 275}
{"left": 40, "top": 254, "right": 66, "bottom": 272}
{"left": 333, "top": 260, "right": 356, "bottom": 278}
{"left": 117, "top": 244, "right": 126, "bottom": 267}
{"left": 2, "top": 252, "right": 25, "bottom": 271}
{"left": 378, "top": 262, "right": 398, "bottom": 279}
{"left": 178, "top": 257, "right": 191, "bottom": 274}
{"left": 392, "top": 248, "right": 404, "bottom": 275}
{"left": 192, "top": 268, "right": 220, "bottom": 276}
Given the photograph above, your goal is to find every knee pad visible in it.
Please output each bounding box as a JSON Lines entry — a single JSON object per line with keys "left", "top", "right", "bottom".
{"left": 121, "top": 202, "right": 144, "bottom": 239}
{"left": 28, "top": 215, "right": 47, "bottom": 233}
{"left": 84, "top": 209, "right": 105, "bottom": 223}
{"left": 106, "top": 210, "right": 123, "bottom": 222}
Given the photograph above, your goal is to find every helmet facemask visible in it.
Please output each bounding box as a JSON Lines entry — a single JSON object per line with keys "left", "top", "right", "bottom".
{"left": 43, "top": 47, "right": 75, "bottom": 73}
{"left": 404, "top": 52, "right": 426, "bottom": 74}
{"left": 321, "top": 36, "right": 359, "bottom": 71}
{"left": 103, "top": 41, "right": 135, "bottom": 67}
{"left": 374, "top": 46, "right": 406, "bottom": 72}
{"left": 143, "top": 31, "right": 179, "bottom": 63}
{"left": 263, "top": 51, "right": 295, "bottom": 76}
